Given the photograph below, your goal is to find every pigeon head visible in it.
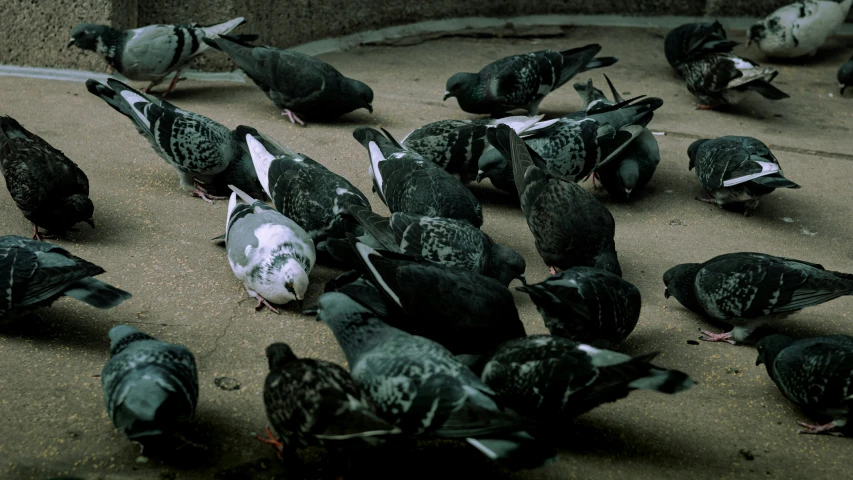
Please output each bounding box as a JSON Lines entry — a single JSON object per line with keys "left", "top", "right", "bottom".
{"left": 476, "top": 149, "right": 510, "bottom": 183}
{"left": 343, "top": 79, "right": 374, "bottom": 114}
{"left": 616, "top": 159, "right": 641, "bottom": 198}
{"left": 68, "top": 23, "right": 115, "bottom": 51}
{"left": 746, "top": 22, "right": 766, "bottom": 47}
{"left": 573, "top": 78, "right": 609, "bottom": 112}
{"left": 108, "top": 325, "right": 155, "bottom": 356}
{"left": 488, "top": 244, "right": 527, "bottom": 286}
{"left": 256, "top": 257, "right": 310, "bottom": 309}
{"left": 266, "top": 342, "right": 299, "bottom": 370}
{"left": 662, "top": 263, "right": 702, "bottom": 306}
{"left": 686, "top": 139, "right": 710, "bottom": 170}
{"left": 837, "top": 58, "right": 853, "bottom": 94}
{"left": 594, "top": 251, "right": 622, "bottom": 277}
{"left": 317, "top": 292, "right": 392, "bottom": 364}
{"left": 755, "top": 334, "right": 794, "bottom": 368}
{"left": 444, "top": 72, "right": 477, "bottom": 101}
{"left": 57, "top": 194, "right": 95, "bottom": 230}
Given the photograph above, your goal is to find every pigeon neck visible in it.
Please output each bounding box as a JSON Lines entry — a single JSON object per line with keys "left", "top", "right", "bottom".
{"left": 667, "top": 265, "right": 704, "bottom": 314}
{"left": 110, "top": 332, "right": 155, "bottom": 356}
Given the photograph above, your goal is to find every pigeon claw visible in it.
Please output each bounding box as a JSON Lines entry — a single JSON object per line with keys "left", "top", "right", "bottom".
{"left": 281, "top": 109, "right": 306, "bottom": 126}
{"left": 695, "top": 104, "right": 715, "bottom": 110}
{"left": 699, "top": 329, "right": 737, "bottom": 345}
{"left": 256, "top": 425, "right": 285, "bottom": 459}
{"left": 191, "top": 181, "right": 228, "bottom": 204}
{"left": 161, "top": 70, "right": 184, "bottom": 97}
{"left": 797, "top": 421, "right": 844, "bottom": 436}
{"left": 255, "top": 296, "right": 281, "bottom": 314}
{"left": 32, "top": 224, "right": 42, "bottom": 242}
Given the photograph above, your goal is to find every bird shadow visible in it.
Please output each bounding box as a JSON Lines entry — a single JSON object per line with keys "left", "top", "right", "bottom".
{"left": 468, "top": 183, "right": 520, "bottom": 208}
{"left": 0, "top": 307, "right": 113, "bottom": 354}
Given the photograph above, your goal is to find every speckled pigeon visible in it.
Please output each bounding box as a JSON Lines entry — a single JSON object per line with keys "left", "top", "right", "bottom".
{"left": 241, "top": 127, "right": 371, "bottom": 248}
{"left": 476, "top": 335, "right": 693, "bottom": 422}
{"left": 444, "top": 44, "right": 617, "bottom": 115}
{"left": 258, "top": 342, "right": 400, "bottom": 466}
{"left": 346, "top": 204, "right": 525, "bottom": 286}
{"left": 486, "top": 124, "right": 621, "bottom": 276}
{"left": 664, "top": 21, "right": 740, "bottom": 71}
{"left": 352, "top": 127, "right": 483, "bottom": 228}
{"left": 69, "top": 18, "right": 255, "bottom": 95}
{"left": 225, "top": 185, "right": 315, "bottom": 313}
{"left": 85, "top": 78, "right": 262, "bottom": 202}
{"left": 0, "top": 235, "right": 131, "bottom": 321}
{"left": 664, "top": 252, "right": 853, "bottom": 344}
{"left": 747, "top": 0, "right": 852, "bottom": 58}
{"left": 688, "top": 135, "right": 799, "bottom": 216}
{"left": 203, "top": 34, "right": 373, "bottom": 125}
{"left": 317, "top": 292, "right": 557, "bottom": 469}
{"left": 101, "top": 325, "right": 198, "bottom": 444}
{"left": 573, "top": 76, "right": 661, "bottom": 200}
{"left": 756, "top": 334, "right": 853, "bottom": 436}
{"left": 0, "top": 116, "right": 95, "bottom": 240}
{"left": 517, "top": 267, "right": 641, "bottom": 347}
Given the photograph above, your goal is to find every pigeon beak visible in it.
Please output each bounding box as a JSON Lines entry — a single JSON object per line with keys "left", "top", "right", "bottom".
{"left": 664, "top": 287, "right": 670, "bottom": 299}
{"left": 367, "top": 104, "right": 373, "bottom": 113}
{"left": 840, "top": 84, "right": 847, "bottom": 95}
{"left": 624, "top": 188, "right": 633, "bottom": 197}
{"left": 517, "top": 273, "right": 527, "bottom": 285}
{"left": 755, "top": 357, "right": 763, "bottom": 366}
{"left": 295, "top": 297, "right": 304, "bottom": 311}
{"left": 475, "top": 170, "right": 485, "bottom": 183}
{"left": 443, "top": 91, "right": 452, "bottom": 101}
{"left": 67, "top": 39, "right": 76, "bottom": 48}
{"left": 85, "top": 218, "right": 96, "bottom": 229}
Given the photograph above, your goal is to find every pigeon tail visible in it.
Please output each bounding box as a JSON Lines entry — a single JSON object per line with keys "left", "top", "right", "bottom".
{"left": 748, "top": 174, "right": 800, "bottom": 189}
{"left": 241, "top": 132, "right": 276, "bottom": 198}
{"left": 627, "top": 367, "right": 694, "bottom": 394}
{"left": 200, "top": 17, "right": 246, "bottom": 38}
{"left": 352, "top": 127, "right": 404, "bottom": 156}
{"left": 63, "top": 277, "right": 132, "bottom": 309}
{"left": 84, "top": 79, "right": 126, "bottom": 116}
{"left": 583, "top": 56, "right": 618, "bottom": 72}
{"left": 554, "top": 44, "right": 604, "bottom": 89}
{"left": 346, "top": 205, "right": 399, "bottom": 253}
{"left": 486, "top": 124, "right": 539, "bottom": 198}
{"left": 745, "top": 80, "right": 789, "bottom": 100}
{"left": 466, "top": 431, "right": 558, "bottom": 470}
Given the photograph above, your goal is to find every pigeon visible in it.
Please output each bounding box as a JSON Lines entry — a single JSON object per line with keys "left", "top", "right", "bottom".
{"left": 316, "top": 291, "right": 557, "bottom": 469}
{"left": 572, "top": 76, "right": 661, "bottom": 200}
{"left": 203, "top": 34, "right": 373, "bottom": 125}
{"left": 69, "top": 18, "right": 254, "bottom": 95}
{"left": 399, "top": 115, "right": 558, "bottom": 183}
{"left": 687, "top": 135, "right": 800, "bottom": 216}
{"left": 101, "top": 325, "right": 198, "bottom": 444}
{"left": 258, "top": 342, "right": 400, "bottom": 466}
{"left": 352, "top": 127, "right": 483, "bottom": 228}
{"left": 444, "top": 44, "right": 617, "bottom": 115}
{"left": 225, "top": 185, "right": 316, "bottom": 313}
{"left": 346, "top": 204, "right": 525, "bottom": 286}
{"left": 837, "top": 54, "right": 853, "bottom": 94}
{"left": 486, "top": 124, "right": 621, "bottom": 276}
{"left": 663, "top": 252, "right": 853, "bottom": 344}
{"left": 0, "top": 116, "right": 95, "bottom": 240}
{"left": 747, "top": 0, "right": 853, "bottom": 58}
{"left": 756, "top": 334, "right": 853, "bottom": 436}
{"left": 665, "top": 22, "right": 789, "bottom": 109}
{"left": 476, "top": 335, "right": 693, "bottom": 422}
{"left": 336, "top": 237, "right": 526, "bottom": 356}
{"left": 517, "top": 267, "right": 641, "bottom": 347}
{"left": 0, "top": 235, "right": 131, "bottom": 321}
{"left": 85, "top": 78, "right": 263, "bottom": 202}
{"left": 241, "top": 127, "right": 371, "bottom": 247}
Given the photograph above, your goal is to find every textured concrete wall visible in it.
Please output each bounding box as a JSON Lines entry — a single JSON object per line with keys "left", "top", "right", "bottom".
{"left": 0, "top": 0, "right": 849, "bottom": 71}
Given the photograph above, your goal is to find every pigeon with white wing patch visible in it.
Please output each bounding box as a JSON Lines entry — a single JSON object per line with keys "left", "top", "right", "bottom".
{"left": 687, "top": 136, "right": 799, "bottom": 216}
{"left": 225, "top": 185, "right": 315, "bottom": 313}
{"left": 747, "top": 0, "right": 853, "bottom": 58}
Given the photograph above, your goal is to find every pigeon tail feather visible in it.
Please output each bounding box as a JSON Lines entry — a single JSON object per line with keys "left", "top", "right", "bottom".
{"left": 466, "top": 431, "right": 558, "bottom": 470}
{"left": 63, "top": 277, "right": 132, "bottom": 309}
{"left": 746, "top": 80, "right": 789, "bottom": 100}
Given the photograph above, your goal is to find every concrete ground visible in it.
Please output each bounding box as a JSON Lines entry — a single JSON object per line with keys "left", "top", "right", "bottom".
{"left": 2, "top": 24, "right": 853, "bottom": 480}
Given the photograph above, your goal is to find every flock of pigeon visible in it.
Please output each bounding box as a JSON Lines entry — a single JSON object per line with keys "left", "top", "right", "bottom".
{"left": 3, "top": 2, "right": 853, "bottom": 477}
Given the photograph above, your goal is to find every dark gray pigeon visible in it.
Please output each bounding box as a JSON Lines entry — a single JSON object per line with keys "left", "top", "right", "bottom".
{"left": 85, "top": 78, "right": 262, "bottom": 202}
{"left": 838, "top": 54, "right": 853, "bottom": 94}
{"left": 0, "top": 116, "right": 95, "bottom": 240}
{"left": 317, "top": 292, "right": 557, "bottom": 469}
{"left": 0, "top": 235, "right": 131, "bottom": 321}
{"left": 756, "top": 334, "right": 853, "bottom": 436}
{"left": 664, "top": 21, "right": 740, "bottom": 71}
{"left": 573, "top": 76, "right": 661, "bottom": 200}
{"left": 687, "top": 135, "right": 799, "bottom": 216}
{"left": 101, "top": 325, "right": 198, "bottom": 444}
{"left": 69, "top": 18, "right": 254, "bottom": 95}
{"left": 487, "top": 124, "right": 621, "bottom": 276}
{"left": 203, "top": 34, "right": 373, "bottom": 125}
{"left": 477, "top": 335, "right": 693, "bottom": 422}
{"left": 444, "top": 44, "right": 617, "bottom": 115}
{"left": 346, "top": 204, "right": 525, "bottom": 286}
{"left": 259, "top": 342, "right": 400, "bottom": 466}
{"left": 241, "top": 127, "right": 370, "bottom": 247}
{"left": 664, "top": 252, "right": 853, "bottom": 344}
{"left": 338, "top": 237, "right": 527, "bottom": 356}
{"left": 352, "top": 127, "right": 483, "bottom": 228}
{"left": 517, "top": 267, "right": 641, "bottom": 347}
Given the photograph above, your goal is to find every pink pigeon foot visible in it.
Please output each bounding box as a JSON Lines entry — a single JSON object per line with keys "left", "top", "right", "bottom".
{"left": 695, "top": 104, "right": 715, "bottom": 110}
{"left": 549, "top": 266, "right": 558, "bottom": 275}
{"left": 256, "top": 425, "right": 285, "bottom": 460}
{"left": 797, "top": 421, "right": 844, "bottom": 437}
{"left": 161, "top": 71, "right": 184, "bottom": 97}
{"left": 255, "top": 296, "right": 280, "bottom": 314}
{"left": 699, "top": 329, "right": 737, "bottom": 345}
{"left": 191, "top": 181, "right": 228, "bottom": 204}
{"left": 281, "top": 109, "right": 306, "bottom": 126}
{"left": 32, "top": 224, "right": 42, "bottom": 241}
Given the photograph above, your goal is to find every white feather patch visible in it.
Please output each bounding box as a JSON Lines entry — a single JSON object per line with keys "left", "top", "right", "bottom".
{"left": 722, "top": 160, "right": 780, "bottom": 187}
{"left": 367, "top": 141, "right": 386, "bottom": 199}
{"left": 355, "top": 242, "right": 401, "bottom": 307}
{"left": 244, "top": 134, "right": 275, "bottom": 199}
{"left": 225, "top": 191, "right": 238, "bottom": 242}
{"left": 119, "top": 89, "right": 152, "bottom": 129}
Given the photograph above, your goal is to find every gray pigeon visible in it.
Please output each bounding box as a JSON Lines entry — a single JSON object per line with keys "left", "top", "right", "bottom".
{"left": 756, "top": 334, "right": 853, "bottom": 436}
{"left": 346, "top": 204, "right": 525, "bottom": 286}
{"left": 0, "top": 235, "right": 131, "bottom": 321}
{"left": 487, "top": 124, "right": 621, "bottom": 276}
{"left": 838, "top": 54, "right": 853, "bottom": 94}
{"left": 517, "top": 267, "right": 641, "bottom": 347}
{"left": 573, "top": 76, "right": 661, "bottom": 200}
{"left": 203, "top": 34, "right": 373, "bottom": 125}
{"left": 664, "top": 252, "right": 853, "bottom": 344}
{"left": 101, "top": 325, "right": 198, "bottom": 443}
{"left": 225, "top": 186, "right": 315, "bottom": 313}
{"left": 242, "top": 127, "right": 371, "bottom": 247}
{"left": 477, "top": 335, "right": 693, "bottom": 422}
{"left": 69, "top": 18, "right": 253, "bottom": 95}
{"left": 444, "top": 44, "right": 617, "bottom": 115}
{"left": 687, "top": 135, "right": 799, "bottom": 216}
{"left": 352, "top": 127, "right": 483, "bottom": 228}
{"left": 317, "top": 291, "right": 557, "bottom": 469}
{"left": 259, "top": 342, "right": 400, "bottom": 467}
{"left": 85, "top": 78, "right": 263, "bottom": 202}
{"left": 0, "top": 116, "right": 95, "bottom": 240}
{"left": 746, "top": 0, "right": 852, "bottom": 58}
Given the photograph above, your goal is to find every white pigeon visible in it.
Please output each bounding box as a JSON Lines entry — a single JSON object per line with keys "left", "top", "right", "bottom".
{"left": 225, "top": 185, "right": 315, "bottom": 313}
{"left": 747, "top": 0, "right": 853, "bottom": 58}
